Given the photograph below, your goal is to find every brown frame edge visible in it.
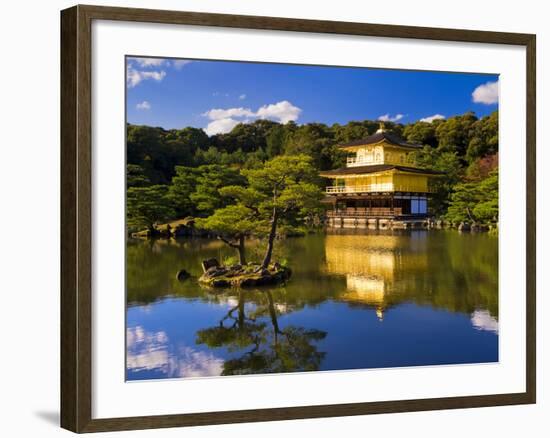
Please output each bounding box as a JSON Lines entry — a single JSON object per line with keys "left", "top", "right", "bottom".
{"left": 60, "top": 4, "right": 536, "bottom": 433}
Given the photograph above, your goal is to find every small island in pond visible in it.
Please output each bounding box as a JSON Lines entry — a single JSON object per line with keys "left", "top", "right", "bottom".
{"left": 198, "top": 258, "right": 291, "bottom": 288}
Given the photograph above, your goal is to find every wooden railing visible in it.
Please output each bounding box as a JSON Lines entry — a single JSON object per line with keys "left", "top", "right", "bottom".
{"left": 325, "top": 185, "right": 434, "bottom": 194}
{"left": 327, "top": 208, "right": 403, "bottom": 217}
{"left": 326, "top": 184, "right": 392, "bottom": 193}
{"left": 347, "top": 156, "right": 377, "bottom": 166}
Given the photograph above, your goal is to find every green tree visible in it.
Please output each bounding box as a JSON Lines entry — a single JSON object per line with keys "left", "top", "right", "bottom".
{"left": 211, "top": 120, "right": 278, "bottom": 153}
{"left": 266, "top": 124, "right": 286, "bottom": 158}
{"left": 446, "top": 170, "right": 498, "bottom": 224}
{"left": 194, "top": 146, "right": 222, "bottom": 165}
{"left": 410, "top": 147, "right": 463, "bottom": 216}
{"left": 127, "top": 185, "right": 175, "bottom": 234}
{"left": 127, "top": 124, "right": 208, "bottom": 184}
{"left": 126, "top": 164, "right": 150, "bottom": 188}
{"left": 241, "top": 147, "right": 268, "bottom": 169}
{"left": 445, "top": 182, "right": 480, "bottom": 223}
{"left": 242, "top": 155, "right": 323, "bottom": 269}
{"left": 165, "top": 127, "right": 209, "bottom": 155}
{"left": 219, "top": 148, "right": 247, "bottom": 166}
{"left": 465, "top": 111, "right": 499, "bottom": 163}
{"left": 169, "top": 164, "right": 246, "bottom": 221}
{"left": 167, "top": 166, "right": 201, "bottom": 217}
{"left": 472, "top": 172, "right": 498, "bottom": 222}
{"left": 195, "top": 184, "right": 267, "bottom": 262}
{"left": 332, "top": 120, "right": 377, "bottom": 143}
{"left": 190, "top": 165, "right": 246, "bottom": 216}
{"left": 284, "top": 123, "right": 339, "bottom": 170}
{"left": 435, "top": 112, "right": 477, "bottom": 156}
{"left": 403, "top": 121, "right": 439, "bottom": 147}
{"left": 195, "top": 204, "right": 261, "bottom": 264}
{"left": 196, "top": 155, "right": 322, "bottom": 268}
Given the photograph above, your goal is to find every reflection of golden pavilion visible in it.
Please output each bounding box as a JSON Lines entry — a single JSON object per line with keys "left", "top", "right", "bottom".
{"left": 324, "top": 234, "right": 428, "bottom": 321}
{"left": 345, "top": 276, "right": 387, "bottom": 320}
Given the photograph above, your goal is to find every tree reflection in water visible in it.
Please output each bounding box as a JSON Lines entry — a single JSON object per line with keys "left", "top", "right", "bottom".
{"left": 196, "top": 290, "right": 327, "bottom": 375}
{"left": 127, "top": 230, "right": 499, "bottom": 380}
{"left": 127, "top": 231, "right": 498, "bottom": 319}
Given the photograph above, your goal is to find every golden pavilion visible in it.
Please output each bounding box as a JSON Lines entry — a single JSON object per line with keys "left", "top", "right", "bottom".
{"left": 320, "top": 124, "right": 442, "bottom": 229}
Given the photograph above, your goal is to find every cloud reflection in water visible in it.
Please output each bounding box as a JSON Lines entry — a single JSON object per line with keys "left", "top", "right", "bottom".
{"left": 470, "top": 310, "right": 499, "bottom": 334}
{"left": 127, "top": 326, "right": 224, "bottom": 378}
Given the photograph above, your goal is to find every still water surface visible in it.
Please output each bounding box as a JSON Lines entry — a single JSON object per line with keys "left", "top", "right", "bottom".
{"left": 126, "top": 230, "right": 498, "bottom": 380}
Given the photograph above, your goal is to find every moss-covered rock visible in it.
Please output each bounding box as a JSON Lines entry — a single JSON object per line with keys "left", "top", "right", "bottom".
{"left": 198, "top": 262, "right": 291, "bottom": 288}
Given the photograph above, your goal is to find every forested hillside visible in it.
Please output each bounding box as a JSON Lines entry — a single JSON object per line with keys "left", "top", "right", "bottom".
{"left": 126, "top": 110, "right": 499, "bottom": 232}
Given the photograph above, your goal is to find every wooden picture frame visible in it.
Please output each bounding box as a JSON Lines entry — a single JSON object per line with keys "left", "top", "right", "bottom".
{"left": 61, "top": 4, "right": 536, "bottom": 433}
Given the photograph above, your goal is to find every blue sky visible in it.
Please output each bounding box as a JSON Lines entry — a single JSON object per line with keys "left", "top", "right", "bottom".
{"left": 126, "top": 57, "right": 499, "bottom": 135}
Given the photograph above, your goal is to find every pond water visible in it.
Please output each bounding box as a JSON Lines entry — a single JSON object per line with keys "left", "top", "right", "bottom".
{"left": 126, "top": 230, "right": 498, "bottom": 380}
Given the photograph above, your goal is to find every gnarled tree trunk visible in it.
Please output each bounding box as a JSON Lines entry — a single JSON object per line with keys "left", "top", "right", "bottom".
{"left": 237, "top": 234, "right": 246, "bottom": 265}
{"left": 261, "top": 209, "right": 278, "bottom": 269}
{"left": 217, "top": 234, "right": 246, "bottom": 265}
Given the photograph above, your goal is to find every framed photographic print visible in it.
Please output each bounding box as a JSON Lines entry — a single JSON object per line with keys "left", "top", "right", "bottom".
{"left": 60, "top": 4, "right": 536, "bottom": 433}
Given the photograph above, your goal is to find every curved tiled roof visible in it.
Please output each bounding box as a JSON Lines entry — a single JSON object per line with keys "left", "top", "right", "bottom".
{"left": 338, "top": 132, "right": 422, "bottom": 149}
{"left": 319, "top": 164, "right": 443, "bottom": 177}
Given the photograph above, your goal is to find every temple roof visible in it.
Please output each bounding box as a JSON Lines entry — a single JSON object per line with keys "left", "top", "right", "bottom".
{"left": 338, "top": 131, "right": 422, "bottom": 149}
{"left": 319, "top": 164, "right": 443, "bottom": 177}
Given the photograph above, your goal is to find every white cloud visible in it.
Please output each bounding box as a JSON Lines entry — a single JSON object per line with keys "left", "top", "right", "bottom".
{"left": 131, "top": 57, "right": 167, "bottom": 67}
{"left": 204, "top": 118, "right": 242, "bottom": 136}
{"left": 420, "top": 114, "right": 445, "bottom": 123}
{"left": 472, "top": 80, "right": 499, "bottom": 104}
{"left": 126, "top": 67, "right": 142, "bottom": 88}
{"left": 239, "top": 94, "right": 247, "bottom": 100}
{"left": 377, "top": 113, "right": 404, "bottom": 122}
{"left": 203, "top": 100, "right": 302, "bottom": 135}
{"left": 127, "top": 67, "right": 166, "bottom": 88}
{"left": 172, "top": 59, "right": 192, "bottom": 70}
{"left": 129, "top": 57, "right": 192, "bottom": 70}
{"left": 136, "top": 101, "right": 151, "bottom": 110}
{"left": 256, "top": 100, "right": 302, "bottom": 123}
{"left": 202, "top": 107, "right": 255, "bottom": 120}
